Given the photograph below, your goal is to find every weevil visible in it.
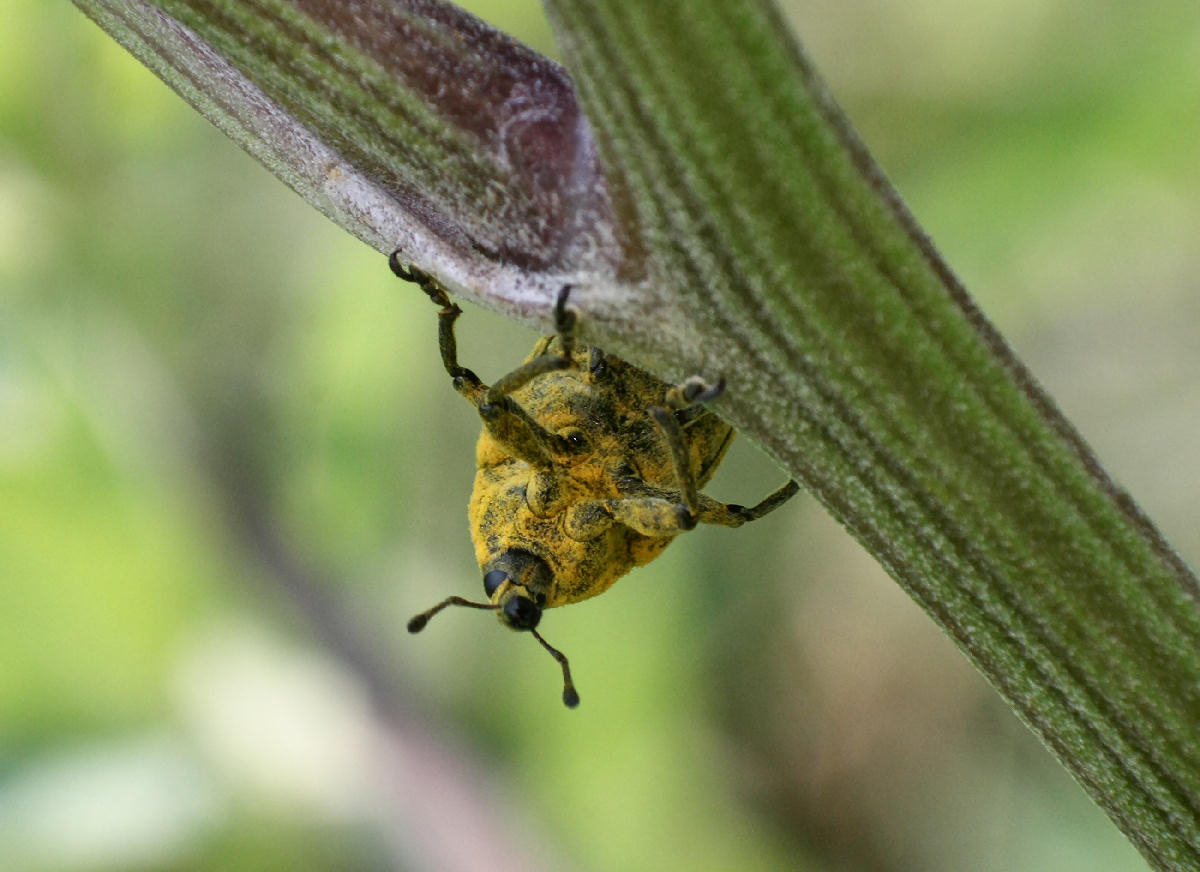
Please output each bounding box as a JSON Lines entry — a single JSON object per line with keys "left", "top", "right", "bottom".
{"left": 393, "top": 253, "right": 798, "bottom": 707}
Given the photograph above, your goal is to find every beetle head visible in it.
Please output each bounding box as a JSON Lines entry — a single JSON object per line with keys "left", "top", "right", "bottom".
{"left": 481, "top": 548, "right": 552, "bottom": 630}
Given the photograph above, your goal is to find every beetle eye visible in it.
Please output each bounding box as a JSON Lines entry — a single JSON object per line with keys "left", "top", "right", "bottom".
{"left": 483, "top": 569, "right": 508, "bottom": 597}
{"left": 502, "top": 595, "right": 542, "bottom": 631}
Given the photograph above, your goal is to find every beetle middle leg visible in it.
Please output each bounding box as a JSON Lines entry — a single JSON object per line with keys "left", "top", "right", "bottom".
{"left": 567, "top": 476, "right": 800, "bottom": 542}
{"left": 564, "top": 494, "right": 695, "bottom": 541}
{"left": 474, "top": 285, "right": 580, "bottom": 465}
{"left": 482, "top": 285, "right": 577, "bottom": 403}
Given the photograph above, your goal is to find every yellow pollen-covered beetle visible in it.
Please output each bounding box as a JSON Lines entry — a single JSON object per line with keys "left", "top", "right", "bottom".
{"left": 393, "top": 253, "right": 798, "bottom": 707}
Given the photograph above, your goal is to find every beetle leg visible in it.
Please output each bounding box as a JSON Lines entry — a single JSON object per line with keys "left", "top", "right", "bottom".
{"left": 692, "top": 480, "right": 801, "bottom": 528}
{"left": 477, "top": 349, "right": 574, "bottom": 467}
{"left": 554, "top": 284, "right": 578, "bottom": 359}
{"left": 390, "top": 256, "right": 577, "bottom": 466}
{"left": 481, "top": 284, "right": 577, "bottom": 405}
{"left": 485, "top": 354, "right": 569, "bottom": 403}
{"left": 564, "top": 501, "right": 615, "bottom": 540}
{"left": 615, "top": 476, "right": 799, "bottom": 531}
{"left": 651, "top": 371, "right": 800, "bottom": 529}
{"left": 665, "top": 374, "right": 726, "bottom": 409}
{"left": 647, "top": 374, "right": 728, "bottom": 519}
{"left": 565, "top": 497, "right": 695, "bottom": 540}
{"left": 607, "top": 496, "right": 698, "bottom": 535}
{"left": 649, "top": 406, "right": 700, "bottom": 522}
{"left": 473, "top": 285, "right": 583, "bottom": 465}
{"left": 478, "top": 392, "right": 564, "bottom": 468}
{"left": 389, "top": 253, "right": 484, "bottom": 403}
{"left": 587, "top": 347, "right": 607, "bottom": 380}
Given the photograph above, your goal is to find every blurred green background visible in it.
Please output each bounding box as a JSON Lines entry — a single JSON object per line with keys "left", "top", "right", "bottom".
{"left": 3, "top": 1, "right": 1198, "bottom": 870}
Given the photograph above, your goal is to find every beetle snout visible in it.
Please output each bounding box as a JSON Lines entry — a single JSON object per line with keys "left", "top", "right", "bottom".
{"left": 481, "top": 548, "right": 553, "bottom": 631}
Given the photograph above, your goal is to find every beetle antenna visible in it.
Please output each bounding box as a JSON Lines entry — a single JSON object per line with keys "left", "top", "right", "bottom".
{"left": 407, "top": 596, "right": 498, "bottom": 633}
{"left": 531, "top": 628, "right": 580, "bottom": 708}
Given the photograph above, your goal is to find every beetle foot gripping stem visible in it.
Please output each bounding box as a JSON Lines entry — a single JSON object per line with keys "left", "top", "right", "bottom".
{"left": 666, "top": 375, "right": 726, "bottom": 410}
{"left": 388, "top": 251, "right": 483, "bottom": 397}
{"left": 388, "top": 251, "right": 456, "bottom": 311}
{"left": 554, "top": 285, "right": 578, "bottom": 360}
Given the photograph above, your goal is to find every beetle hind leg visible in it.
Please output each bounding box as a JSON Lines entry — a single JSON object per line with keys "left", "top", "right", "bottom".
{"left": 648, "top": 373, "right": 728, "bottom": 521}
{"left": 695, "top": 480, "right": 801, "bottom": 527}
{"left": 652, "top": 373, "right": 800, "bottom": 529}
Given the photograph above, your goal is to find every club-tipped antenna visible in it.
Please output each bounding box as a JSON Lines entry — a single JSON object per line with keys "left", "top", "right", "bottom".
{"left": 407, "top": 596, "right": 498, "bottom": 633}
{"left": 531, "top": 628, "right": 580, "bottom": 708}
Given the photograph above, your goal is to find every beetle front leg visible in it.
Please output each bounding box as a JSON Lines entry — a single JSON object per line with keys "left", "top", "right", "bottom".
{"left": 478, "top": 387, "right": 566, "bottom": 468}
{"left": 390, "top": 262, "right": 577, "bottom": 467}
{"left": 389, "top": 253, "right": 484, "bottom": 403}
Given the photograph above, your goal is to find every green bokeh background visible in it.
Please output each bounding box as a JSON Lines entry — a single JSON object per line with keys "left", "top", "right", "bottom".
{"left": 3, "top": 1, "right": 1198, "bottom": 870}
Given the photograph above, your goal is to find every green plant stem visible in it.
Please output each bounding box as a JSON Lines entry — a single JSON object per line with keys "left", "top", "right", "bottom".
{"left": 543, "top": 1, "right": 1200, "bottom": 867}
